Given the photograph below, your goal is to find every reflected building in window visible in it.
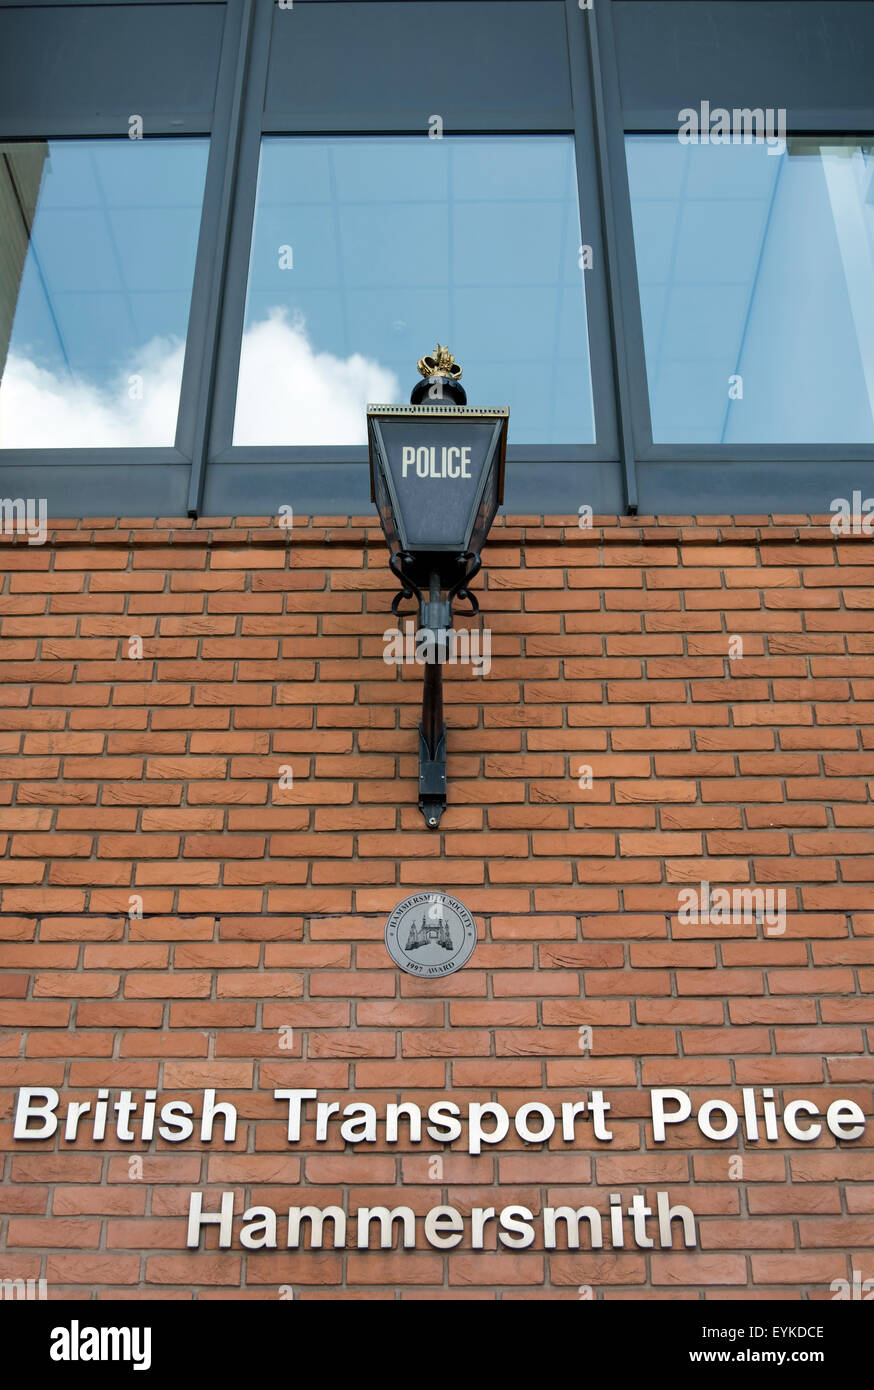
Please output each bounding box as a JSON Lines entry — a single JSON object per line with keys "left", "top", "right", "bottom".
{"left": 0, "top": 142, "right": 46, "bottom": 385}
{"left": 0, "top": 138, "right": 208, "bottom": 449}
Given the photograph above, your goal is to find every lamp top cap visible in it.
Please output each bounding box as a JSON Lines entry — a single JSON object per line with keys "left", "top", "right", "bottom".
{"left": 417, "top": 344, "right": 463, "bottom": 382}
{"left": 411, "top": 344, "right": 467, "bottom": 405}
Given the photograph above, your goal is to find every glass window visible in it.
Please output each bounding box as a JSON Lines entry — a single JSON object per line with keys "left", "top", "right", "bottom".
{"left": 0, "top": 138, "right": 209, "bottom": 448}
{"left": 625, "top": 136, "right": 874, "bottom": 444}
{"left": 232, "top": 135, "right": 594, "bottom": 447}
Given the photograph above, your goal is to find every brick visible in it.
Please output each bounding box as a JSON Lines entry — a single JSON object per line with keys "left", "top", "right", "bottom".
{"left": 1, "top": 515, "right": 872, "bottom": 1299}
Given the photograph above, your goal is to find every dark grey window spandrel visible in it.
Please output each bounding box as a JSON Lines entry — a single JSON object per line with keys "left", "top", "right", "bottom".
{"left": 265, "top": 1, "right": 572, "bottom": 124}
{"left": 0, "top": 5, "right": 226, "bottom": 124}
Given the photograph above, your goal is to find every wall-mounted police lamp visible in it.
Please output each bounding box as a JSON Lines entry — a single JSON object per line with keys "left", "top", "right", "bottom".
{"left": 368, "top": 346, "right": 509, "bottom": 828}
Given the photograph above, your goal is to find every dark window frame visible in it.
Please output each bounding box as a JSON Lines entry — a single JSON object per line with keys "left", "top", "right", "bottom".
{"left": 596, "top": 0, "right": 874, "bottom": 512}
{"left": 197, "top": 0, "right": 623, "bottom": 517}
{"left": 0, "top": 0, "right": 250, "bottom": 518}
{"left": 0, "top": 0, "right": 872, "bottom": 517}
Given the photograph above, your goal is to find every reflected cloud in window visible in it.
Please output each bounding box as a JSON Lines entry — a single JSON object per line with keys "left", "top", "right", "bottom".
{"left": 234, "top": 307, "right": 401, "bottom": 445}
{"left": 625, "top": 136, "right": 874, "bottom": 443}
{"left": 233, "top": 136, "right": 594, "bottom": 446}
{"left": 0, "top": 138, "right": 208, "bottom": 448}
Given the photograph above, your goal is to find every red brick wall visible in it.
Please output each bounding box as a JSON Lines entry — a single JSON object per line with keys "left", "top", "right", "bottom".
{"left": 1, "top": 512, "right": 872, "bottom": 1299}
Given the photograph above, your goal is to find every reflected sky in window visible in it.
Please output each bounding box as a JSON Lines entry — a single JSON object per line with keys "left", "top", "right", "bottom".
{"left": 626, "top": 136, "right": 874, "bottom": 444}
{"left": 0, "top": 138, "right": 208, "bottom": 448}
{"left": 233, "top": 136, "right": 594, "bottom": 446}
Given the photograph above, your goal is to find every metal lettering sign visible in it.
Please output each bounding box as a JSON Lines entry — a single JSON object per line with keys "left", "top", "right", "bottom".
{"left": 385, "top": 892, "right": 477, "bottom": 976}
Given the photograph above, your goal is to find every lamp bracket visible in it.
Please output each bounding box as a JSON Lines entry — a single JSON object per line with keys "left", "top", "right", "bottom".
{"left": 389, "top": 551, "right": 422, "bottom": 617}
{"left": 448, "top": 553, "right": 482, "bottom": 616}
{"left": 418, "top": 726, "right": 447, "bottom": 828}
{"left": 388, "top": 553, "right": 483, "bottom": 828}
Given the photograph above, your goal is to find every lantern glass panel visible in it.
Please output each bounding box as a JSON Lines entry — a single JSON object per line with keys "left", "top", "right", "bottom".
{"left": 374, "top": 415, "right": 502, "bottom": 551}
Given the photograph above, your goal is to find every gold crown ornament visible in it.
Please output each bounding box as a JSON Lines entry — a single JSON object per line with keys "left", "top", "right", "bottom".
{"left": 416, "top": 344, "right": 463, "bottom": 382}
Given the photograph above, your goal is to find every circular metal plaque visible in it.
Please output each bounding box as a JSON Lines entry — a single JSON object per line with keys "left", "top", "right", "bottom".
{"left": 385, "top": 892, "right": 477, "bottom": 977}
